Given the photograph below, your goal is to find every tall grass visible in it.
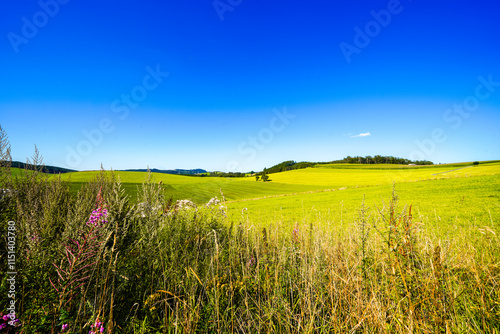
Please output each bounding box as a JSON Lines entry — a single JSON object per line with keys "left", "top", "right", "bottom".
{"left": 0, "top": 149, "right": 499, "bottom": 332}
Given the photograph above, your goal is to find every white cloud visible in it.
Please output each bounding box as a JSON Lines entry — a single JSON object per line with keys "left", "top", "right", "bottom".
{"left": 350, "top": 132, "right": 371, "bottom": 138}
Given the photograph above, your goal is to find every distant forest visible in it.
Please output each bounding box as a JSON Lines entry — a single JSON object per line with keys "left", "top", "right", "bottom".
{"left": 11, "top": 161, "right": 76, "bottom": 174}
{"left": 334, "top": 155, "right": 433, "bottom": 165}
{"left": 256, "top": 156, "right": 433, "bottom": 176}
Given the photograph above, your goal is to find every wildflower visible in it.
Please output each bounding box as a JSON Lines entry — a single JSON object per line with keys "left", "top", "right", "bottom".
{"left": 218, "top": 204, "right": 227, "bottom": 217}
{"left": 206, "top": 196, "right": 220, "bottom": 207}
{"left": 176, "top": 199, "right": 196, "bottom": 210}
{"left": 292, "top": 224, "right": 299, "bottom": 243}
{"left": 246, "top": 256, "right": 256, "bottom": 269}
{"left": 86, "top": 188, "right": 108, "bottom": 227}
{"left": 137, "top": 202, "right": 162, "bottom": 218}
{"left": 61, "top": 323, "right": 69, "bottom": 332}
{"left": 0, "top": 313, "right": 21, "bottom": 331}
{"left": 89, "top": 319, "right": 105, "bottom": 334}
{"left": 29, "top": 232, "right": 40, "bottom": 243}
{"left": 87, "top": 207, "right": 108, "bottom": 226}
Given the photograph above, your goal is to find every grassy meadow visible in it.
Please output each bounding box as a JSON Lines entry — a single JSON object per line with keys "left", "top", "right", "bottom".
{"left": 50, "top": 160, "right": 500, "bottom": 204}
{"left": 1, "top": 160, "right": 500, "bottom": 333}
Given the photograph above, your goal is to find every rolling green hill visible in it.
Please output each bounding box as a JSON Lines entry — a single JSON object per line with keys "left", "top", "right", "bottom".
{"left": 10, "top": 161, "right": 500, "bottom": 230}
{"left": 226, "top": 174, "right": 500, "bottom": 233}
{"left": 18, "top": 160, "right": 494, "bottom": 208}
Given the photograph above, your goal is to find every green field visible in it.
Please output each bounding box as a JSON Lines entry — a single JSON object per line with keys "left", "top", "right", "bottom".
{"left": 16, "top": 160, "right": 499, "bottom": 234}
{"left": 5, "top": 160, "right": 500, "bottom": 332}
{"left": 226, "top": 162, "right": 500, "bottom": 234}
{"left": 22, "top": 160, "right": 496, "bottom": 205}
{"left": 227, "top": 174, "right": 500, "bottom": 233}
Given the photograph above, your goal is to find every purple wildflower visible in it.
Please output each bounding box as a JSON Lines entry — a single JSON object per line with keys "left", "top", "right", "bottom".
{"left": 0, "top": 314, "right": 20, "bottom": 331}
{"left": 86, "top": 188, "right": 108, "bottom": 227}
{"left": 246, "top": 256, "right": 256, "bottom": 269}
{"left": 89, "top": 318, "right": 105, "bottom": 334}
{"left": 61, "top": 323, "right": 69, "bottom": 332}
{"left": 86, "top": 207, "right": 108, "bottom": 227}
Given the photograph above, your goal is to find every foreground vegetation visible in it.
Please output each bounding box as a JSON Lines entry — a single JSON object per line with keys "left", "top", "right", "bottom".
{"left": 0, "top": 122, "right": 498, "bottom": 332}
{"left": 1, "top": 159, "right": 500, "bottom": 333}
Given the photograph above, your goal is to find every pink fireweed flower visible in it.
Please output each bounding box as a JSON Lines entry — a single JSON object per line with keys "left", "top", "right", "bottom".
{"left": 86, "top": 188, "right": 108, "bottom": 227}
{"left": 89, "top": 319, "right": 105, "bottom": 334}
{"left": 0, "top": 313, "right": 20, "bottom": 330}
{"left": 86, "top": 207, "right": 108, "bottom": 227}
{"left": 61, "top": 323, "right": 69, "bottom": 332}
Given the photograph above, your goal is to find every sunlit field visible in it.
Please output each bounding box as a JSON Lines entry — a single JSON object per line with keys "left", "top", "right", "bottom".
{"left": 43, "top": 160, "right": 500, "bottom": 204}
{"left": 2, "top": 160, "right": 499, "bottom": 333}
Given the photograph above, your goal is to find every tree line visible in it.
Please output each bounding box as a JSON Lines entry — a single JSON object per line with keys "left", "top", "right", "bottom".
{"left": 333, "top": 155, "right": 433, "bottom": 165}
{"left": 256, "top": 156, "right": 433, "bottom": 176}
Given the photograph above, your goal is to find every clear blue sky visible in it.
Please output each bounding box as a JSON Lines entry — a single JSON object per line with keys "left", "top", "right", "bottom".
{"left": 1, "top": 0, "right": 499, "bottom": 171}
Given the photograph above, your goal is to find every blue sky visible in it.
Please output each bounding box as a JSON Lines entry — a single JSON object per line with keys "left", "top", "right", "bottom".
{"left": 1, "top": 0, "right": 499, "bottom": 171}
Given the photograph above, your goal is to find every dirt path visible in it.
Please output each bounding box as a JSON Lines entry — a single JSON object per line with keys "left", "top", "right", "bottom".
{"left": 432, "top": 165, "right": 472, "bottom": 175}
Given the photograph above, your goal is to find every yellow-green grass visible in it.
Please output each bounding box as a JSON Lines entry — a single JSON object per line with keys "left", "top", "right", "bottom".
{"left": 42, "top": 161, "right": 500, "bottom": 202}
{"left": 226, "top": 174, "right": 500, "bottom": 237}
{"left": 264, "top": 161, "right": 500, "bottom": 188}
{"left": 11, "top": 162, "right": 500, "bottom": 218}
{"left": 9, "top": 167, "right": 30, "bottom": 177}
{"left": 54, "top": 170, "right": 325, "bottom": 203}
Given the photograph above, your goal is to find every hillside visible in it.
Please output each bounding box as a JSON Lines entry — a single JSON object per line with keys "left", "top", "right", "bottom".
{"left": 11, "top": 161, "right": 76, "bottom": 174}
{"left": 53, "top": 160, "right": 500, "bottom": 204}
